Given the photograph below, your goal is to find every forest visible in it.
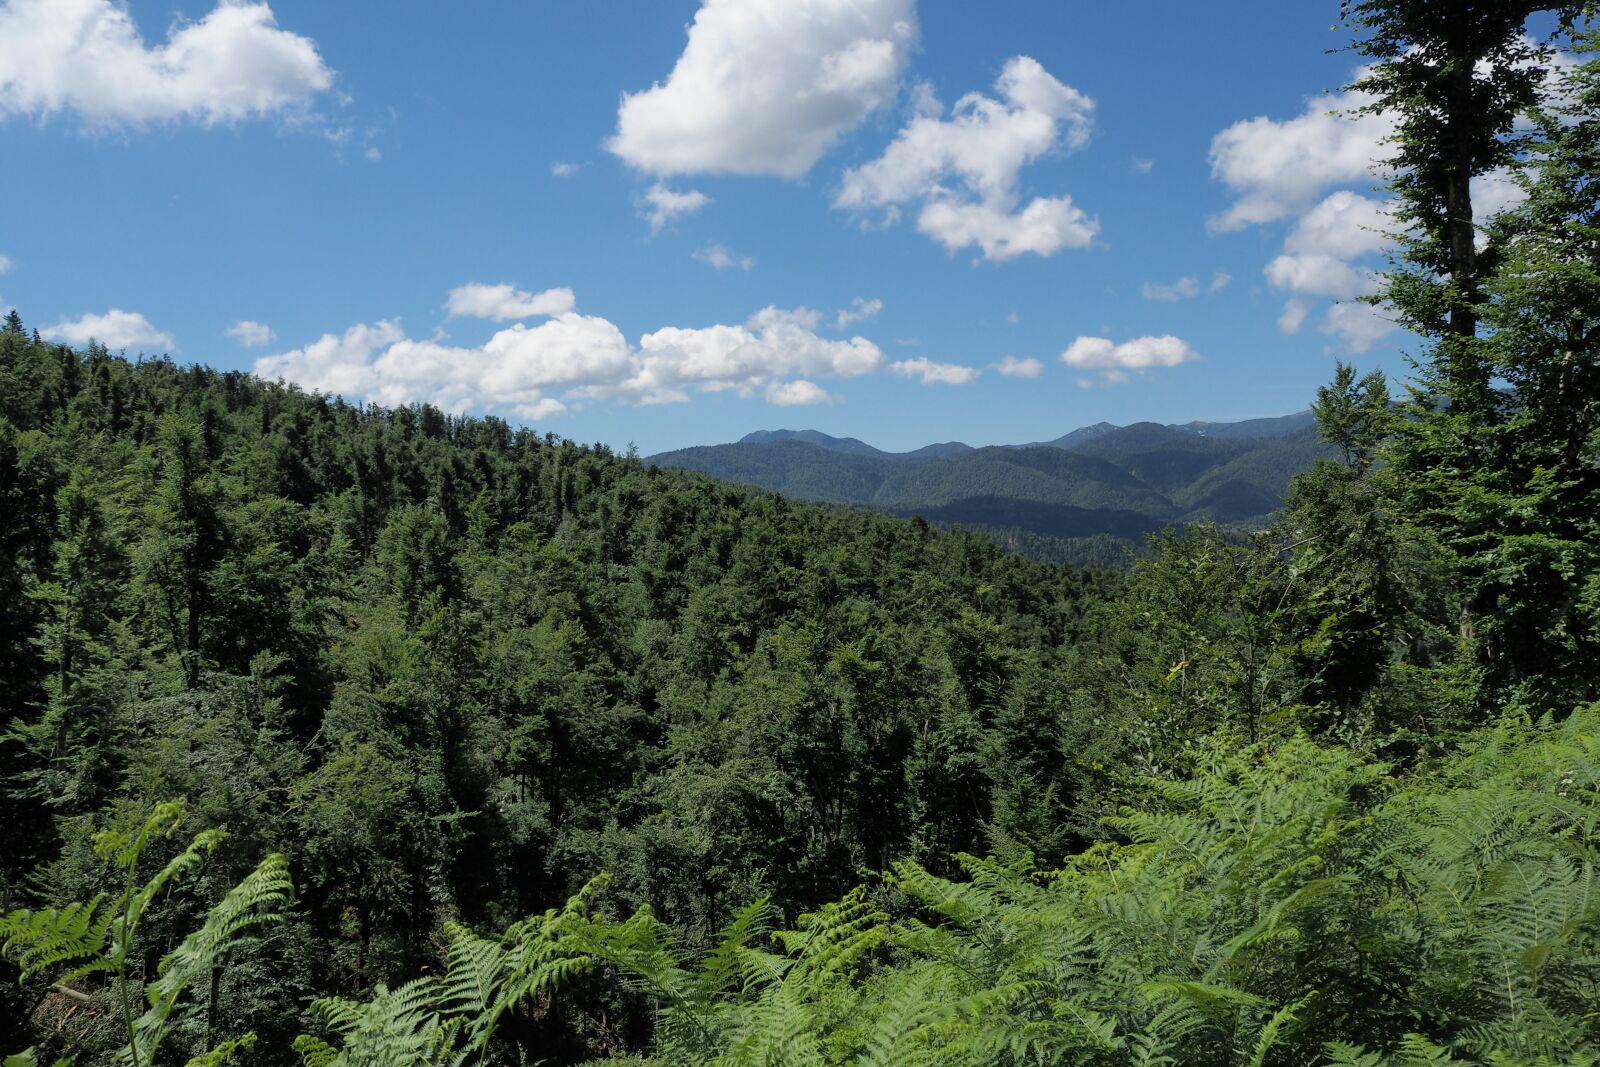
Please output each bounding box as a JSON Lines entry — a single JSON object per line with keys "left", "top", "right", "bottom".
{"left": 4, "top": 1, "right": 1600, "bottom": 1064}
{"left": 648, "top": 413, "right": 1325, "bottom": 567}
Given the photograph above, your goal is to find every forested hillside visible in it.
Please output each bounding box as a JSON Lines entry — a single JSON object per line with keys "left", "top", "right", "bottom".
{"left": 650, "top": 417, "right": 1325, "bottom": 565}
{"left": 0, "top": 316, "right": 1122, "bottom": 1059}
{"left": 5, "top": 3, "right": 1600, "bottom": 1066}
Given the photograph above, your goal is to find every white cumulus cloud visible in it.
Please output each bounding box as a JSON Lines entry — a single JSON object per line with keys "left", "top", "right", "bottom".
{"left": 254, "top": 320, "right": 402, "bottom": 399}
{"left": 446, "top": 282, "right": 576, "bottom": 321}
{"left": 640, "top": 182, "right": 710, "bottom": 233}
{"left": 916, "top": 196, "right": 1095, "bottom": 262}
{"left": 609, "top": 0, "right": 916, "bottom": 178}
{"left": 255, "top": 295, "right": 885, "bottom": 418}
{"left": 1209, "top": 50, "right": 1564, "bottom": 353}
{"left": 890, "top": 356, "right": 978, "bottom": 385}
{"left": 1141, "top": 275, "right": 1200, "bottom": 302}
{"left": 1209, "top": 80, "right": 1403, "bottom": 352}
{"left": 1142, "top": 271, "right": 1232, "bottom": 301}
{"left": 994, "top": 355, "right": 1042, "bottom": 378}
{"left": 694, "top": 244, "right": 756, "bottom": 271}
{"left": 837, "top": 56, "right": 1098, "bottom": 261}
{"left": 767, "top": 379, "right": 831, "bottom": 406}
{"left": 1262, "top": 188, "right": 1396, "bottom": 345}
{"left": 1211, "top": 40, "right": 1568, "bottom": 236}
{"left": 46, "top": 309, "right": 173, "bottom": 350}
{"left": 1278, "top": 299, "right": 1311, "bottom": 335}
{"left": 1061, "top": 334, "right": 1197, "bottom": 385}
{"left": 0, "top": 0, "right": 333, "bottom": 128}
{"left": 1321, "top": 301, "right": 1396, "bottom": 353}
{"left": 0, "top": 253, "right": 11, "bottom": 274}
{"left": 1208, "top": 86, "right": 1389, "bottom": 234}
{"left": 1264, "top": 253, "right": 1372, "bottom": 300}
{"left": 226, "top": 319, "right": 275, "bottom": 347}
{"left": 835, "top": 296, "right": 882, "bottom": 329}
{"left": 1283, "top": 189, "right": 1392, "bottom": 261}
{"left": 625, "top": 305, "right": 881, "bottom": 403}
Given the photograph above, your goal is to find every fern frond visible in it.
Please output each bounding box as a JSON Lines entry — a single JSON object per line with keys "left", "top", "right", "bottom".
{"left": 0, "top": 894, "right": 117, "bottom": 982}
{"left": 1241, "top": 994, "right": 1312, "bottom": 1067}
{"left": 118, "top": 853, "right": 292, "bottom": 1067}
{"left": 183, "top": 1032, "right": 257, "bottom": 1067}
{"left": 1324, "top": 1042, "right": 1389, "bottom": 1067}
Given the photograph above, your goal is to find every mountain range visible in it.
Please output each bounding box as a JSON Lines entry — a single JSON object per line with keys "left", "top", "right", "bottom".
{"left": 648, "top": 411, "right": 1324, "bottom": 566}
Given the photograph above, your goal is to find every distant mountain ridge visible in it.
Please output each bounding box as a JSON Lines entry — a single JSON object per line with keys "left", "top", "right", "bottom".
{"left": 737, "top": 428, "right": 977, "bottom": 461}
{"left": 1168, "top": 410, "right": 1318, "bottom": 439}
{"left": 651, "top": 412, "right": 1326, "bottom": 566}
{"left": 740, "top": 410, "right": 1315, "bottom": 458}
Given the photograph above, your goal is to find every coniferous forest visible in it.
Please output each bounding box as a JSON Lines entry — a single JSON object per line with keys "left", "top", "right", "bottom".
{"left": 6, "top": 3, "right": 1600, "bottom": 1065}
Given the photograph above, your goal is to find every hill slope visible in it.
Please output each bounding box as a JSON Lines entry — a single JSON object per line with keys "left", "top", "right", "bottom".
{"left": 651, "top": 414, "right": 1325, "bottom": 560}
{"left": 0, "top": 324, "right": 1112, "bottom": 1049}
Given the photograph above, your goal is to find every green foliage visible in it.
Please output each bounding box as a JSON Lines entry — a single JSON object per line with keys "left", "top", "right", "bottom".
{"left": 1342, "top": 7, "right": 1600, "bottom": 715}
{"left": 1, "top": 801, "right": 291, "bottom": 1067}
{"left": 4, "top": 7, "right": 1600, "bottom": 1058}
{"left": 291, "top": 882, "right": 596, "bottom": 1065}
{"left": 279, "top": 706, "right": 1600, "bottom": 1064}
{"left": 0, "top": 331, "right": 1108, "bottom": 1059}
{"left": 3, "top": 1053, "right": 71, "bottom": 1067}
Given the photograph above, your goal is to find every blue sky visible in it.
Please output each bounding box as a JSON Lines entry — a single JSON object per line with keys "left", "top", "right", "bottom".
{"left": 0, "top": 0, "right": 1424, "bottom": 453}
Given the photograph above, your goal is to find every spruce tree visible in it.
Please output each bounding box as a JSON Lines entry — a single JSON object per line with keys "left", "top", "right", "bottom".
{"left": 1344, "top": 0, "right": 1598, "bottom": 710}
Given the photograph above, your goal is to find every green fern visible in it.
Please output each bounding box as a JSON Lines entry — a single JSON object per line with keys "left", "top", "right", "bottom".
{"left": 20, "top": 707, "right": 1600, "bottom": 1065}
{"left": 1, "top": 801, "right": 291, "bottom": 1067}
{"left": 293, "top": 879, "right": 600, "bottom": 1066}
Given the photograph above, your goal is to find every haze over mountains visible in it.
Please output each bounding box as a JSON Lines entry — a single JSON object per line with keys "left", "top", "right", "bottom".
{"left": 650, "top": 411, "right": 1323, "bottom": 564}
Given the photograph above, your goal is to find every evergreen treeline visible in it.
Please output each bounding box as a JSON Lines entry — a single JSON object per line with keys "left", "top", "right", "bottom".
{"left": 5, "top": 3, "right": 1600, "bottom": 1065}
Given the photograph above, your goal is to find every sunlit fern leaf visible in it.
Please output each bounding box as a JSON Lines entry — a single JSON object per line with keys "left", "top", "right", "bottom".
{"left": 918, "top": 979, "right": 1051, "bottom": 1066}
{"left": 290, "top": 1035, "right": 339, "bottom": 1067}
{"left": 113, "top": 826, "right": 229, "bottom": 963}
{"left": 303, "top": 979, "right": 449, "bottom": 1066}
{"left": 1390, "top": 1034, "right": 1470, "bottom": 1066}
{"left": 1138, "top": 978, "right": 1266, "bottom": 1020}
{"left": 436, "top": 922, "right": 507, "bottom": 1017}
{"left": 575, "top": 905, "right": 694, "bottom": 1003}
{"left": 118, "top": 853, "right": 292, "bottom": 1067}
{"left": 2, "top": 801, "right": 294, "bottom": 1067}
{"left": 1127, "top": 1002, "right": 1210, "bottom": 1067}
{"left": 469, "top": 953, "right": 593, "bottom": 1060}
{"left": 774, "top": 888, "right": 890, "bottom": 983}
{"left": 689, "top": 898, "right": 782, "bottom": 1002}
{"left": 890, "top": 862, "right": 999, "bottom": 926}
{"left": 1240, "top": 994, "right": 1312, "bottom": 1067}
{"left": 183, "top": 1032, "right": 257, "bottom": 1067}
{"left": 1323, "top": 1042, "right": 1389, "bottom": 1067}
{"left": 0, "top": 894, "right": 117, "bottom": 982}
{"left": 707, "top": 983, "right": 825, "bottom": 1067}
{"left": 461, "top": 878, "right": 601, "bottom": 1054}
{"left": 1216, "top": 874, "right": 1360, "bottom": 959}
{"left": 3, "top": 1052, "right": 71, "bottom": 1067}
{"left": 849, "top": 963, "right": 961, "bottom": 1067}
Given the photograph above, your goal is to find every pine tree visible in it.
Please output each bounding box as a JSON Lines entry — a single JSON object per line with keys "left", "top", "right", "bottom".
{"left": 1342, "top": 0, "right": 1583, "bottom": 397}
{"left": 136, "top": 416, "right": 225, "bottom": 690}
{"left": 1344, "top": 0, "right": 1599, "bottom": 711}
{"left": 1453, "top": 30, "right": 1600, "bottom": 707}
